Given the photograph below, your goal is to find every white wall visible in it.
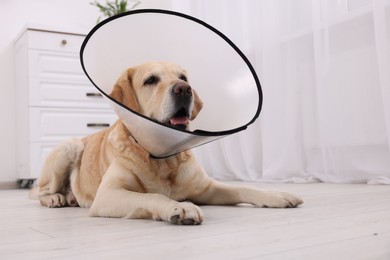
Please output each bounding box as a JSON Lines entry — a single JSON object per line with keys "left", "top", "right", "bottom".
{"left": 0, "top": 0, "right": 171, "bottom": 183}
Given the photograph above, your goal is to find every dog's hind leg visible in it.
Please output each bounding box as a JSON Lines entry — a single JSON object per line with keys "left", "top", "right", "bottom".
{"left": 37, "top": 138, "right": 84, "bottom": 208}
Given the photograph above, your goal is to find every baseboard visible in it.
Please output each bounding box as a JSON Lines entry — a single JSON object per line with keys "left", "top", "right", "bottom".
{"left": 0, "top": 181, "right": 19, "bottom": 190}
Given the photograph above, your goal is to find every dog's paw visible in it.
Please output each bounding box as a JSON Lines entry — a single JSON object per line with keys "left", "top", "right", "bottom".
{"left": 168, "top": 202, "right": 203, "bottom": 225}
{"left": 39, "top": 193, "right": 67, "bottom": 208}
{"left": 65, "top": 190, "right": 79, "bottom": 207}
{"left": 256, "top": 191, "right": 304, "bottom": 208}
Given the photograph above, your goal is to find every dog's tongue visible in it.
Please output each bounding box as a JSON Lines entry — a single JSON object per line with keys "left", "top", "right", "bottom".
{"left": 170, "top": 116, "right": 189, "bottom": 125}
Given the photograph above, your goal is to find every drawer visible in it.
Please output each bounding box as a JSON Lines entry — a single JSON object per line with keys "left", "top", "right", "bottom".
{"left": 28, "top": 143, "right": 58, "bottom": 179}
{"left": 28, "top": 50, "right": 87, "bottom": 82}
{"left": 29, "top": 77, "right": 110, "bottom": 109}
{"left": 26, "top": 30, "right": 84, "bottom": 53}
{"left": 30, "top": 107, "right": 118, "bottom": 142}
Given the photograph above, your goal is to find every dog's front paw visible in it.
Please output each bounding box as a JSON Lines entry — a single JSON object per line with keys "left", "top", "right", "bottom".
{"left": 257, "top": 191, "right": 304, "bottom": 208}
{"left": 168, "top": 202, "right": 203, "bottom": 225}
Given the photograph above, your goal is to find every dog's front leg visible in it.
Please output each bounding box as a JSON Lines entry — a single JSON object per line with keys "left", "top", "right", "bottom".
{"left": 191, "top": 181, "right": 303, "bottom": 208}
{"left": 89, "top": 160, "right": 203, "bottom": 225}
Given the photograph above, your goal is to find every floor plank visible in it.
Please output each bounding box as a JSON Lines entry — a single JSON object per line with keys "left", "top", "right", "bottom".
{"left": 1, "top": 183, "right": 389, "bottom": 260}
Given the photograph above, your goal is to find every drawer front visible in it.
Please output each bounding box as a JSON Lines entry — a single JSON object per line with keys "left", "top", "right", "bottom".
{"left": 28, "top": 50, "right": 87, "bottom": 82}
{"left": 30, "top": 107, "right": 118, "bottom": 142}
{"left": 29, "top": 77, "right": 110, "bottom": 109}
{"left": 29, "top": 143, "right": 57, "bottom": 179}
{"left": 27, "top": 30, "right": 84, "bottom": 53}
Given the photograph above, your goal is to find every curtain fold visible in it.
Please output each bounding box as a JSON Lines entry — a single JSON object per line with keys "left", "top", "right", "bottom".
{"left": 172, "top": 0, "right": 390, "bottom": 184}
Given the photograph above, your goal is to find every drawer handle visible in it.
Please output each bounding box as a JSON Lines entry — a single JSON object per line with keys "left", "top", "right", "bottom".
{"left": 87, "top": 123, "right": 110, "bottom": 128}
{"left": 61, "top": 39, "right": 67, "bottom": 45}
{"left": 86, "top": 92, "right": 103, "bottom": 97}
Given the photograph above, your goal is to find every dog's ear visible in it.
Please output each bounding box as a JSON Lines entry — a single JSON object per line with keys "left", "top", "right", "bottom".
{"left": 109, "top": 68, "right": 140, "bottom": 112}
{"left": 190, "top": 89, "right": 203, "bottom": 120}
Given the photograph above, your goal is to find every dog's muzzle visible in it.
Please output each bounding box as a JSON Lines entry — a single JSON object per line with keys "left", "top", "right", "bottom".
{"left": 167, "top": 82, "right": 193, "bottom": 129}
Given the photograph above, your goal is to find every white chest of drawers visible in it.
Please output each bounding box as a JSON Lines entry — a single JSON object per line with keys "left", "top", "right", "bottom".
{"left": 15, "top": 26, "right": 117, "bottom": 181}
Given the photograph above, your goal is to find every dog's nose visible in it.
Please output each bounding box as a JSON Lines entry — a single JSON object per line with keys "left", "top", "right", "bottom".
{"left": 172, "top": 82, "right": 192, "bottom": 96}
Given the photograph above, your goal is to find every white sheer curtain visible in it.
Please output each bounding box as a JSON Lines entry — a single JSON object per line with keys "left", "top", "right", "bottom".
{"left": 171, "top": 0, "right": 390, "bottom": 184}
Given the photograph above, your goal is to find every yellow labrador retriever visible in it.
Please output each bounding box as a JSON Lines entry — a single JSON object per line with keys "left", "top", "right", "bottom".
{"left": 36, "top": 62, "right": 303, "bottom": 225}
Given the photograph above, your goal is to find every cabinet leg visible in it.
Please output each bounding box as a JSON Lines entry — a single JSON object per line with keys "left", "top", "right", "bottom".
{"left": 17, "top": 179, "right": 36, "bottom": 189}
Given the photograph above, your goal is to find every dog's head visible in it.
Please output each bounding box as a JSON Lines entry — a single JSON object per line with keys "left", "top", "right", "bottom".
{"left": 110, "top": 62, "right": 203, "bottom": 130}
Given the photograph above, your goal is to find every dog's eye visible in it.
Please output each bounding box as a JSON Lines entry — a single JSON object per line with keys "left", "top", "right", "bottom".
{"left": 179, "top": 74, "right": 188, "bottom": 82}
{"left": 144, "top": 75, "right": 159, "bottom": 85}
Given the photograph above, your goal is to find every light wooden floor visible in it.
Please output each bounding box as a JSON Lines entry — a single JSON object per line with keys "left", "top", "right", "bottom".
{"left": 1, "top": 182, "right": 390, "bottom": 260}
